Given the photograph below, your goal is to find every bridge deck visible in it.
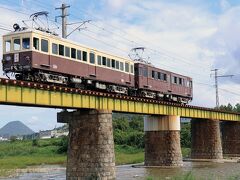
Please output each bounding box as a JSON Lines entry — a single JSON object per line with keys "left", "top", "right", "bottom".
{"left": 0, "top": 78, "right": 239, "bottom": 121}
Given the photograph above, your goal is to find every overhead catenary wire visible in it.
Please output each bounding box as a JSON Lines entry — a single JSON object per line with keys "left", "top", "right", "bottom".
{"left": 26, "top": 0, "right": 210, "bottom": 72}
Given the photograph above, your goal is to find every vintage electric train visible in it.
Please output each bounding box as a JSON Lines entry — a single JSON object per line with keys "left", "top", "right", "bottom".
{"left": 2, "top": 26, "right": 193, "bottom": 103}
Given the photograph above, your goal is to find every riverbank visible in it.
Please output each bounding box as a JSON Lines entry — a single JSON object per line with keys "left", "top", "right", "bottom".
{"left": 0, "top": 138, "right": 191, "bottom": 177}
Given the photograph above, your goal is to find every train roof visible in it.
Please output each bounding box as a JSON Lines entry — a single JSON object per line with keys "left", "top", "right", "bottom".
{"left": 3, "top": 28, "right": 134, "bottom": 63}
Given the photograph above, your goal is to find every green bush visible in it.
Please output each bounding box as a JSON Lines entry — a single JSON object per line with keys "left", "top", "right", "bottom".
{"left": 32, "top": 139, "right": 39, "bottom": 147}
{"left": 57, "top": 136, "right": 68, "bottom": 154}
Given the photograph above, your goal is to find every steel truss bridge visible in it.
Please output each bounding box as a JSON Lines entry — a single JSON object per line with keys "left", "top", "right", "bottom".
{"left": 0, "top": 78, "right": 239, "bottom": 121}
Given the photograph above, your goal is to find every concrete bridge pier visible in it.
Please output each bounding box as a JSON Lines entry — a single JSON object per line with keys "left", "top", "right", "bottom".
{"left": 191, "top": 119, "right": 223, "bottom": 160}
{"left": 222, "top": 121, "right": 240, "bottom": 157}
{"left": 58, "top": 109, "right": 116, "bottom": 180}
{"left": 144, "top": 115, "right": 182, "bottom": 167}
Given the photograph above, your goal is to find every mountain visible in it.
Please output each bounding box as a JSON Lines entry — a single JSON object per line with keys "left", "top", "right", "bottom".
{"left": 0, "top": 121, "right": 35, "bottom": 138}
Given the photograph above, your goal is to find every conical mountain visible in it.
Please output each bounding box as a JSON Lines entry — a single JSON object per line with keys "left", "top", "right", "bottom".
{"left": 0, "top": 121, "right": 35, "bottom": 138}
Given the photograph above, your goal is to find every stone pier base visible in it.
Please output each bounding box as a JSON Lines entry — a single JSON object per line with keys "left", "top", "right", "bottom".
{"left": 222, "top": 121, "right": 240, "bottom": 157}
{"left": 144, "top": 115, "right": 182, "bottom": 166}
{"left": 191, "top": 119, "right": 223, "bottom": 159}
{"left": 58, "top": 109, "right": 116, "bottom": 180}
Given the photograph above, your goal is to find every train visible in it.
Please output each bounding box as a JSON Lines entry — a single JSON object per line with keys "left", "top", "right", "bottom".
{"left": 1, "top": 25, "right": 193, "bottom": 104}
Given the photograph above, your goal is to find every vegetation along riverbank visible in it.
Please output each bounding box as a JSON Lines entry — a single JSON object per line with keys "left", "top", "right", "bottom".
{"left": 0, "top": 114, "right": 191, "bottom": 177}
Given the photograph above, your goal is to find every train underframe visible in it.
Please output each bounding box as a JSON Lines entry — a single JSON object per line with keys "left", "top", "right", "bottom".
{"left": 13, "top": 70, "right": 191, "bottom": 104}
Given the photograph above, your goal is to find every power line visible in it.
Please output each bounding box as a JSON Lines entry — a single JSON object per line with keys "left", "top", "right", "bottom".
{"left": 211, "top": 69, "right": 234, "bottom": 107}
{"left": 1, "top": 2, "right": 240, "bottom": 99}
{"left": 28, "top": 0, "right": 209, "bottom": 71}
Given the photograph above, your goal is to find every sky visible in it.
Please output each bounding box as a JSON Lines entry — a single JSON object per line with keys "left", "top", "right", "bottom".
{"left": 0, "top": 0, "right": 239, "bottom": 131}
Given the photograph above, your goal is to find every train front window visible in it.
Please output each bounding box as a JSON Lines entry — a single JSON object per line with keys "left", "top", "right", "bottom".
{"left": 14, "top": 39, "right": 20, "bottom": 51}
{"left": 5, "top": 40, "right": 11, "bottom": 52}
{"left": 143, "top": 67, "right": 148, "bottom": 77}
{"left": 41, "top": 39, "right": 48, "bottom": 53}
{"left": 90, "top": 53, "right": 95, "bottom": 64}
{"left": 33, "top": 37, "right": 39, "bottom": 50}
{"left": 22, "top": 38, "right": 30, "bottom": 49}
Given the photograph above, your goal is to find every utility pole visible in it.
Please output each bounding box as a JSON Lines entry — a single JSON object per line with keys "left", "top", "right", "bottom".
{"left": 211, "top": 69, "right": 233, "bottom": 108}
{"left": 55, "top": 4, "right": 70, "bottom": 38}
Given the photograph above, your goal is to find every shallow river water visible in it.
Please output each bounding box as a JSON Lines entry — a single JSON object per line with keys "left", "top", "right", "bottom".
{"left": 3, "top": 161, "right": 240, "bottom": 180}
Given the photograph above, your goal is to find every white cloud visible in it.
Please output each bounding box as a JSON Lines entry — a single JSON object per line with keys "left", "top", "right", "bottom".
{"left": 220, "top": 0, "right": 231, "bottom": 11}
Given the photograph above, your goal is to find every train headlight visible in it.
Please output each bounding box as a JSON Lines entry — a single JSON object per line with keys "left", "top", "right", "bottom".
{"left": 5, "top": 55, "right": 11, "bottom": 61}
{"left": 14, "top": 53, "right": 19, "bottom": 63}
{"left": 25, "top": 56, "right": 30, "bottom": 62}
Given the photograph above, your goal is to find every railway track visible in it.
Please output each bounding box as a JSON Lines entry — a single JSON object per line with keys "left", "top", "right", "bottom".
{"left": 0, "top": 77, "right": 239, "bottom": 115}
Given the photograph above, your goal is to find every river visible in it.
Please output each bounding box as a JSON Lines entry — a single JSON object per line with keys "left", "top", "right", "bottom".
{"left": 4, "top": 161, "right": 240, "bottom": 180}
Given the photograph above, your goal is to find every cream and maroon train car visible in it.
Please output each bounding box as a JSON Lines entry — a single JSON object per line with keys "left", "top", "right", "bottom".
{"left": 2, "top": 29, "right": 135, "bottom": 94}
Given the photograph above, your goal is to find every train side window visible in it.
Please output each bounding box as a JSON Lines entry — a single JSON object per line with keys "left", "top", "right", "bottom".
{"left": 41, "top": 39, "right": 48, "bottom": 53}
{"left": 82, "top": 51, "right": 87, "bottom": 61}
{"left": 112, "top": 59, "right": 115, "bottom": 68}
{"left": 164, "top": 74, "right": 167, "bottom": 81}
{"left": 22, "top": 38, "right": 30, "bottom": 49}
{"left": 77, "top": 50, "right": 81, "bottom": 60}
{"left": 14, "top": 38, "right": 21, "bottom": 51}
{"left": 90, "top": 53, "right": 95, "bottom": 64}
{"left": 120, "top": 62, "right": 124, "bottom": 71}
{"left": 157, "top": 72, "right": 161, "bottom": 80}
{"left": 179, "top": 78, "right": 182, "bottom": 85}
{"left": 190, "top": 81, "right": 192, "bottom": 88}
{"left": 143, "top": 67, "right": 148, "bottom": 77}
{"left": 102, "top": 57, "right": 106, "bottom": 66}
{"left": 5, "top": 40, "right": 11, "bottom": 52}
{"left": 182, "top": 79, "right": 185, "bottom": 86}
{"left": 131, "top": 65, "right": 133, "bottom": 73}
{"left": 107, "top": 58, "right": 111, "bottom": 67}
{"left": 52, "top": 43, "right": 58, "bottom": 55}
{"left": 125, "top": 63, "right": 129, "bottom": 72}
{"left": 71, "top": 48, "right": 76, "bottom": 59}
{"left": 97, "top": 55, "right": 102, "bottom": 65}
{"left": 174, "top": 77, "right": 178, "bottom": 84}
{"left": 152, "top": 71, "right": 155, "bottom": 78}
{"left": 116, "top": 61, "right": 119, "bottom": 69}
{"left": 65, "top": 47, "right": 70, "bottom": 57}
{"left": 154, "top": 72, "right": 158, "bottom": 79}
{"left": 33, "top": 37, "right": 39, "bottom": 50}
{"left": 59, "top": 44, "right": 64, "bottom": 56}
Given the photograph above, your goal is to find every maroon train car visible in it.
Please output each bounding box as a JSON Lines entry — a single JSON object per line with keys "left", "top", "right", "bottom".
{"left": 134, "top": 62, "right": 192, "bottom": 103}
{"left": 2, "top": 29, "right": 135, "bottom": 95}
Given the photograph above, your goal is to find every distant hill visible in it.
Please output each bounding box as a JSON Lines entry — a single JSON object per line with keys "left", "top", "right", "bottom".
{"left": 0, "top": 121, "right": 35, "bottom": 138}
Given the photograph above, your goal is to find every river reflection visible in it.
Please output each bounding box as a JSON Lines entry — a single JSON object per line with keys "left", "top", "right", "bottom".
{"left": 4, "top": 161, "right": 240, "bottom": 180}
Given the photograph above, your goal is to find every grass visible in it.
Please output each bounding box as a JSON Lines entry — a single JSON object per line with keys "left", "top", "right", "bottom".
{"left": 0, "top": 138, "right": 191, "bottom": 177}
{"left": 115, "top": 145, "right": 144, "bottom": 165}
{"left": 0, "top": 138, "right": 66, "bottom": 177}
